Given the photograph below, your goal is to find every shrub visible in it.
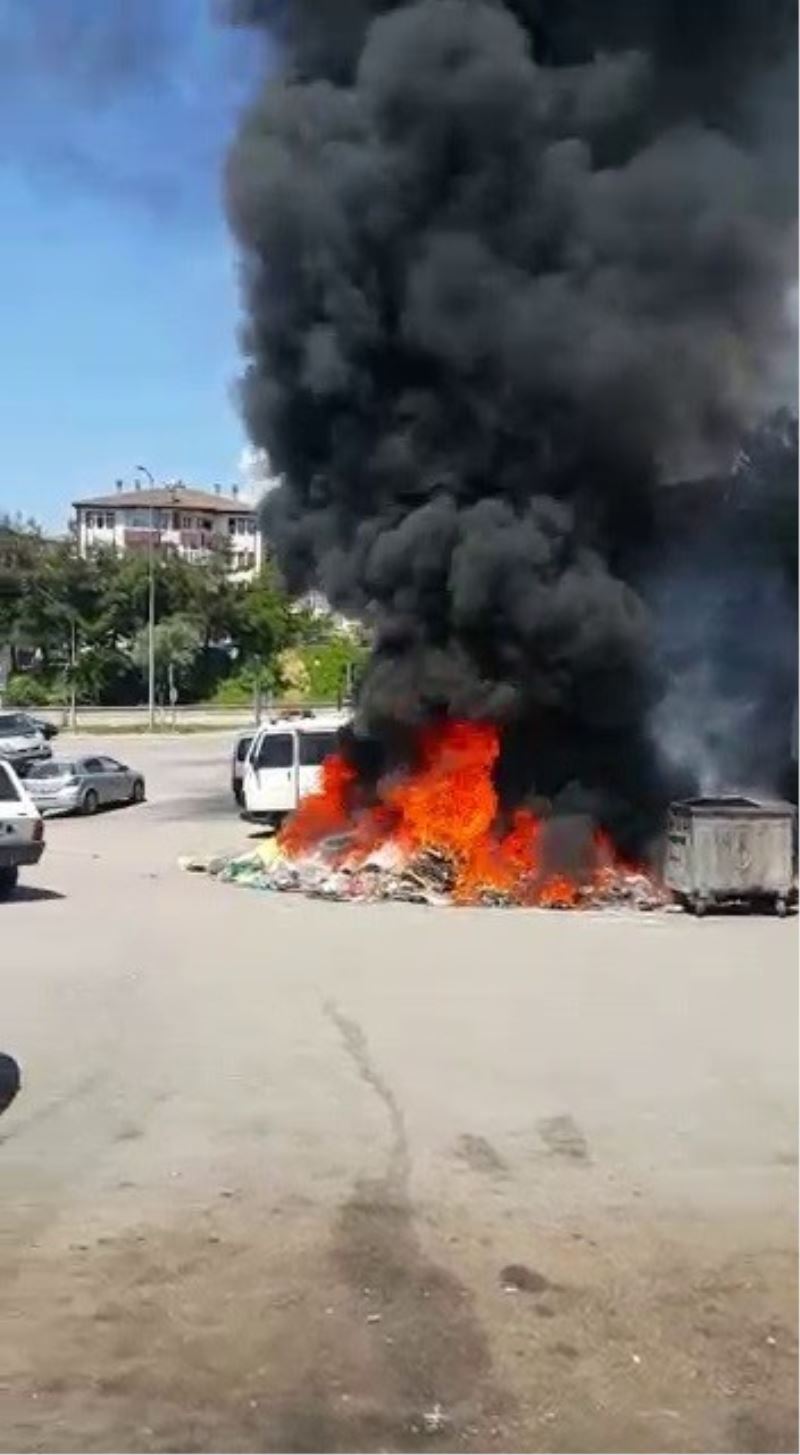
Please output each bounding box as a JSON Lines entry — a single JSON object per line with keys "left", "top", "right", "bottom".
{"left": 3, "top": 673, "right": 61, "bottom": 708}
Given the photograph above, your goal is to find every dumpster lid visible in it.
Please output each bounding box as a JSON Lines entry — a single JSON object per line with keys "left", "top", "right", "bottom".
{"left": 671, "top": 795, "right": 796, "bottom": 819}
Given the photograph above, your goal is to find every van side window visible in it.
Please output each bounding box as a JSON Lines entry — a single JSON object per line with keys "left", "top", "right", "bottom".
{"left": 254, "top": 733, "right": 293, "bottom": 769}
{"left": 298, "top": 732, "right": 335, "bottom": 767}
{"left": 236, "top": 736, "right": 253, "bottom": 762}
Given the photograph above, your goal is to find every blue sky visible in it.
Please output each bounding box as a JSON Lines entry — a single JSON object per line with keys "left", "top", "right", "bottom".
{"left": 0, "top": 1, "right": 266, "bottom": 530}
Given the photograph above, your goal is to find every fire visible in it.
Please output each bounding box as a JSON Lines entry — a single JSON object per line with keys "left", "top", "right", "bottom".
{"left": 279, "top": 751, "right": 356, "bottom": 856}
{"left": 279, "top": 719, "right": 642, "bottom": 907}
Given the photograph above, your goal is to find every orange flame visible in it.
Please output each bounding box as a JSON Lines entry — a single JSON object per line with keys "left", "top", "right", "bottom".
{"left": 280, "top": 719, "right": 642, "bottom": 906}
{"left": 279, "top": 751, "right": 356, "bottom": 856}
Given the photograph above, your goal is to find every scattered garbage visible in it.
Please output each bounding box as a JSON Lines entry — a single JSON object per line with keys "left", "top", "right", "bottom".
{"left": 180, "top": 832, "right": 667, "bottom": 911}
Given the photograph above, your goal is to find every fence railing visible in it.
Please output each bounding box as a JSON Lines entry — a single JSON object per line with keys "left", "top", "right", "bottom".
{"left": 32, "top": 701, "right": 342, "bottom": 731}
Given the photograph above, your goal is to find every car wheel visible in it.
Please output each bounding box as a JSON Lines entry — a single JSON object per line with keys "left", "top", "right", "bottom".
{"left": 82, "top": 788, "right": 99, "bottom": 816}
{"left": 131, "top": 779, "right": 145, "bottom": 804}
{"left": 0, "top": 866, "right": 19, "bottom": 898}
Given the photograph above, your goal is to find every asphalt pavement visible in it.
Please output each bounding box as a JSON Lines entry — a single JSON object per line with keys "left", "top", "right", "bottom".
{"left": 0, "top": 733, "right": 796, "bottom": 1453}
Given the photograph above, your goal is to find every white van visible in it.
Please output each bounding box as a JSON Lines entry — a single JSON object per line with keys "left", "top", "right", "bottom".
{"left": 242, "top": 711, "right": 349, "bottom": 827}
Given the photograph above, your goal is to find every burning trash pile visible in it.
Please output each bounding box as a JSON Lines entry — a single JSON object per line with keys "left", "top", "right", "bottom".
{"left": 187, "top": 721, "right": 664, "bottom": 910}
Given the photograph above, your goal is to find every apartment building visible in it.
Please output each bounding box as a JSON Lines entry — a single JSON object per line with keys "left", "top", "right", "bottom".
{"left": 73, "top": 483, "right": 263, "bottom": 578}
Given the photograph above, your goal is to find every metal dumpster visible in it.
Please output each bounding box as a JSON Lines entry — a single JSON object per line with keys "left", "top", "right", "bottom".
{"left": 664, "top": 796, "right": 797, "bottom": 916}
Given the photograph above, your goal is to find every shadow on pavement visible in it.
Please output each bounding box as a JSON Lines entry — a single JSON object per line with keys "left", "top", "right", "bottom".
{"left": 7, "top": 886, "right": 65, "bottom": 904}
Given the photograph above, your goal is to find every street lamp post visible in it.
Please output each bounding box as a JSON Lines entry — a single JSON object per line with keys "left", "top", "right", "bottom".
{"left": 68, "top": 614, "right": 77, "bottom": 732}
{"left": 136, "top": 465, "right": 156, "bottom": 730}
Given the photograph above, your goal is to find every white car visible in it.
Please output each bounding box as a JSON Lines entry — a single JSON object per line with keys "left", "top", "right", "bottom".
{"left": 0, "top": 759, "right": 45, "bottom": 897}
{"left": 243, "top": 711, "right": 348, "bottom": 827}
{"left": 0, "top": 712, "right": 52, "bottom": 777}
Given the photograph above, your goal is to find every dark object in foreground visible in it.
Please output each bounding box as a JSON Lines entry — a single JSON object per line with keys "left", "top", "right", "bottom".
{"left": 0, "top": 1054, "right": 20, "bottom": 1116}
{"left": 31, "top": 717, "right": 58, "bottom": 741}
{"left": 665, "top": 797, "right": 797, "bottom": 916}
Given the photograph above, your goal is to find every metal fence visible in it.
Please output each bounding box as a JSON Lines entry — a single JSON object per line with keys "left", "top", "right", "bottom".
{"left": 33, "top": 701, "right": 340, "bottom": 731}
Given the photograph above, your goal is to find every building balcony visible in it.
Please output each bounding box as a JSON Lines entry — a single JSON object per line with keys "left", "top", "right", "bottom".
{"left": 123, "top": 528, "right": 162, "bottom": 549}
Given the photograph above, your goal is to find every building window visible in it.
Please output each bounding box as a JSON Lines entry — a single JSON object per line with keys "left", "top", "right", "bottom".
{"left": 202, "top": 517, "right": 212, "bottom": 531}
{"left": 128, "top": 509, "right": 157, "bottom": 529}
{"left": 86, "top": 512, "right": 95, "bottom": 529}
{"left": 228, "top": 517, "right": 236, "bottom": 535}
{"left": 106, "top": 511, "right": 115, "bottom": 529}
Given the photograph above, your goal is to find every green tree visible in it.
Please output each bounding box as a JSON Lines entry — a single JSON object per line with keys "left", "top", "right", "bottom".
{"left": 1, "top": 528, "right": 312, "bottom": 706}
{"left": 0, "top": 518, "right": 46, "bottom": 671}
{"left": 132, "top": 613, "right": 203, "bottom": 700}
{"left": 297, "top": 635, "right": 368, "bottom": 701}
{"left": 233, "top": 561, "right": 294, "bottom": 663}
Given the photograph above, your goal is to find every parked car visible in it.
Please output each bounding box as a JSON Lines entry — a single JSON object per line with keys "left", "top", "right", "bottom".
{"left": 25, "top": 755, "right": 146, "bottom": 816}
{"left": 231, "top": 731, "right": 254, "bottom": 807}
{"left": 30, "top": 716, "right": 59, "bottom": 741}
{"left": 0, "top": 759, "right": 45, "bottom": 896}
{"left": 243, "top": 711, "right": 348, "bottom": 827}
{"left": 0, "top": 711, "right": 52, "bottom": 776}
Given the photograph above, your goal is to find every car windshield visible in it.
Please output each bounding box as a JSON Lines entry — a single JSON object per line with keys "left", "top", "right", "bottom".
{"left": 27, "top": 761, "right": 76, "bottom": 779}
{"left": 0, "top": 713, "right": 35, "bottom": 737}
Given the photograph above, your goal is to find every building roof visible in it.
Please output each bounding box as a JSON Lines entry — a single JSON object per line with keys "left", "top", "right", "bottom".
{"left": 73, "top": 486, "right": 254, "bottom": 513}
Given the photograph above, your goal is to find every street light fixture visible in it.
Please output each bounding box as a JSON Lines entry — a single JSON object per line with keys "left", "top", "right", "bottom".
{"left": 135, "top": 465, "right": 156, "bottom": 730}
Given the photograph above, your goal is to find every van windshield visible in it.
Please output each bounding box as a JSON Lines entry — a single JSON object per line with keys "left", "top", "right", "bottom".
{"left": 254, "top": 733, "right": 293, "bottom": 769}
{"left": 298, "top": 731, "right": 336, "bottom": 767}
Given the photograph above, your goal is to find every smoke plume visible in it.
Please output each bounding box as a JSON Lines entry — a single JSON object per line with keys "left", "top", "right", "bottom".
{"left": 226, "top": 0, "right": 797, "bottom": 851}
{"left": 650, "top": 411, "right": 798, "bottom": 801}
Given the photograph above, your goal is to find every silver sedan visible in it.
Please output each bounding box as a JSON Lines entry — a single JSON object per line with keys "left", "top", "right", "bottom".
{"left": 25, "top": 755, "right": 146, "bottom": 817}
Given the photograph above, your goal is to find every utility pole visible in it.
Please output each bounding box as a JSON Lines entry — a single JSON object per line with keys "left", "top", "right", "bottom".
{"left": 136, "top": 465, "right": 156, "bottom": 729}
{"left": 69, "top": 615, "right": 77, "bottom": 732}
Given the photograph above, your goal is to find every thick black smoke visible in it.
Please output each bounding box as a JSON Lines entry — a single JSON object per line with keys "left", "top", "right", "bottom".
{"left": 226, "top": 0, "right": 796, "bottom": 852}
